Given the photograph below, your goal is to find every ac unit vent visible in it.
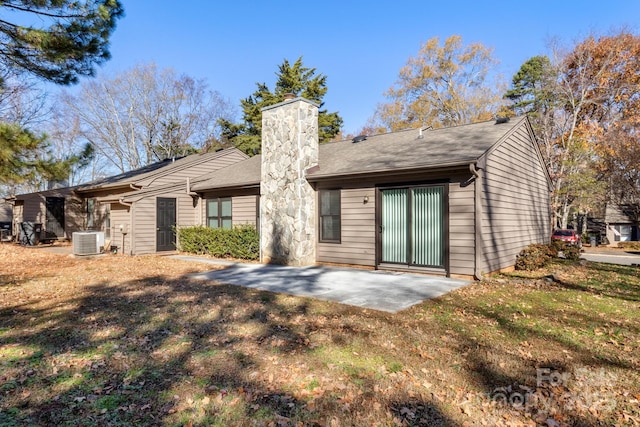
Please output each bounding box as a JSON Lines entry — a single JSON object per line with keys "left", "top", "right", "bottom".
{"left": 72, "top": 231, "right": 105, "bottom": 255}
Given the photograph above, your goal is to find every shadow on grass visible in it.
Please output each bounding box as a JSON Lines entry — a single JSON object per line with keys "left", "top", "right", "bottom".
{"left": 0, "top": 272, "right": 453, "bottom": 426}
{"left": 429, "top": 268, "right": 639, "bottom": 426}
{"left": 559, "top": 262, "right": 640, "bottom": 302}
{"left": 389, "top": 399, "right": 458, "bottom": 426}
{"left": 1, "top": 256, "right": 638, "bottom": 426}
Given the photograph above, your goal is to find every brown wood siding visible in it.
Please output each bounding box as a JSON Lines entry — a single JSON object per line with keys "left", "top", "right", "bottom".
{"left": 232, "top": 195, "right": 257, "bottom": 226}
{"left": 0, "top": 200, "right": 11, "bottom": 222}
{"left": 141, "top": 151, "right": 248, "bottom": 187}
{"left": 21, "top": 193, "right": 46, "bottom": 224}
{"left": 17, "top": 188, "right": 82, "bottom": 239}
{"left": 64, "top": 193, "right": 85, "bottom": 237}
{"left": 132, "top": 196, "right": 156, "bottom": 255}
{"left": 481, "top": 125, "right": 550, "bottom": 273}
{"left": 448, "top": 178, "right": 475, "bottom": 276}
{"left": 177, "top": 193, "right": 196, "bottom": 227}
{"left": 317, "top": 188, "right": 376, "bottom": 266}
{"left": 133, "top": 192, "right": 198, "bottom": 254}
{"left": 109, "top": 204, "right": 131, "bottom": 254}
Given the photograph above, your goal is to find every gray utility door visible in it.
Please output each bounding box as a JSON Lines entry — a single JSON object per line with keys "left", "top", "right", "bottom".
{"left": 45, "top": 197, "right": 65, "bottom": 239}
{"left": 379, "top": 185, "right": 445, "bottom": 269}
{"left": 156, "top": 197, "right": 176, "bottom": 252}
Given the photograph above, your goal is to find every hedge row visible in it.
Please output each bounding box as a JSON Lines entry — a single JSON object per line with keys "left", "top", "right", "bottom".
{"left": 177, "top": 225, "right": 259, "bottom": 260}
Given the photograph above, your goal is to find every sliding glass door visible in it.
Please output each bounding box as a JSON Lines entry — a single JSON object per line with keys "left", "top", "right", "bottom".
{"left": 381, "top": 186, "right": 444, "bottom": 268}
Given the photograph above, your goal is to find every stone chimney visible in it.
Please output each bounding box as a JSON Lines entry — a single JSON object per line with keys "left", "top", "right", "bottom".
{"left": 260, "top": 97, "right": 319, "bottom": 265}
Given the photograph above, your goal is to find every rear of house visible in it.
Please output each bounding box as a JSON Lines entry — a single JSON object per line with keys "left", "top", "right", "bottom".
{"left": 83, "top": 148, "right": 249, "bottom": 255}
{"left": 10, "top": 148, "right": 248, "bottom": 253}
{"left": 308, "top": 120, "right": 550, "bottom": 278}
{"left": 193, "top": 98, "right": 551, "bottom": 279}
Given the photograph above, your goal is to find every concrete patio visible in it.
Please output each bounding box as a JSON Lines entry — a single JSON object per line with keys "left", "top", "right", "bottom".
{"left": 180, "top": 257, "right": 471, "bottom": 313}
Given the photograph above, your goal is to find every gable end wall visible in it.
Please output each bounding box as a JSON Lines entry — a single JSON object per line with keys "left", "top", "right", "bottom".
{"left": 480, "top": 123, "right": 550, "bottom": 273}
{"left": 141, "top": 150, "right": 249, "bottom": 187}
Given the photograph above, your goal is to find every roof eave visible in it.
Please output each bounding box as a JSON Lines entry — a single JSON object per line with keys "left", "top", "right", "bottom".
{"left": 75, "top": 182, "right": 133, "bottom": 193}
{"left": 192, "top": 182, "right": 261, "bottom": 192}
{"left": 306, "top": 160, "right": 476, "bottom": 182}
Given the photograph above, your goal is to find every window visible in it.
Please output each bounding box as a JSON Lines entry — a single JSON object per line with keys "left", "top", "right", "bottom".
{"left": 86, "top": 198, "right": 95, "bottom": 228}
{"left": 613, "top": 225, "right": 632, "bottom": 242}
{"left": 319, "top": 189, "right": 340, "bottom": 243}
{"left": 207, "top": 197, "right": 232, "bottom": 229}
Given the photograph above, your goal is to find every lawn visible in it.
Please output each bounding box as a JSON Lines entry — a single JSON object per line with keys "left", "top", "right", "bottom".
{"left": 0, "top": 244, "right": 638, "bottom": 426}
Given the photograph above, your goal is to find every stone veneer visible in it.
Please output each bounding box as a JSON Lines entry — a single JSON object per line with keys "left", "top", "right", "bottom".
{"left": 260, "top": 97, "right": 319, "bottom": 265}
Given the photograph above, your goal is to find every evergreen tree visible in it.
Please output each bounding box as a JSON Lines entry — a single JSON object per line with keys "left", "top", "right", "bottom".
{"left": 504, "top": 55, "right": 555, "bottom": 117}
{"left": 0, "top": 123, "right": 68, "bottom": 186}
{"left": 0, "top": 0, "right": 124, "bottom": 85}
{"left": 220, "top": 57, "right": 343, "bottom": 155}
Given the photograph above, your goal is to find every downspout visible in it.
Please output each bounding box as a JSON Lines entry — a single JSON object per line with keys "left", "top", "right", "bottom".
{"left": 470, "top": 162, "right": 484, "bottom": 280}
{"left": 186, "top": 177, "right": 198, "bottom": 196}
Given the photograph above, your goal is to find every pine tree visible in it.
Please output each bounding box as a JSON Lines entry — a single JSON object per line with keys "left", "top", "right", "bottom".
{"left": 0, "top": 0, "right": 124, "bottom": 85}
{"left": 504, "top": 55, "right": 554, "bottom": 116}
{"left": 220, "top": 57, "right": 343, "bottom": 155}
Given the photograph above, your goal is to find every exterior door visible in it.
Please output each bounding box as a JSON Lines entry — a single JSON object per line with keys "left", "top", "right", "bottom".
{"left": 380, "top": 186, "right": 445, "bottom": 268}
{"left": 156, "top": 198, "right": 176, "bottom": 251}
{"left": 45, "top": 197, "right": 65, "bottom": 239}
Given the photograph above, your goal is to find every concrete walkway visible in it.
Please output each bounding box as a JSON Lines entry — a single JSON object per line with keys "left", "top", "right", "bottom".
{"left": 174, "top": 256, "right": 471, "bottom": 313}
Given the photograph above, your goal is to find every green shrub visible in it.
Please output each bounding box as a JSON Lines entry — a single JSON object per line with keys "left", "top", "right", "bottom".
{"left": 618, "top": 241, "right": 640, "bottom": 251}
{"left": 177, "top": 224, "right": 259, "bottom": 260}
{"left": 515, "top": 243, "right": 555, "bottom": 271}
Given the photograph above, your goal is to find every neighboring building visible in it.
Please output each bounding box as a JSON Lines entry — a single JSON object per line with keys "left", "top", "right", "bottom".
{"left": 192, "top": 98, "right": 552, "bottom": 279}
{"left": 605, "top": 204, "right": 640, "bottom": 246}
{"left": 12, "top": 148, "right": 248, "bottom": 253}
{"left": 11, "top": 187, "right": 81, "bottom": 242}
{"left": 0, "top": 198, "right": 13, "bottom": 241}
{"left": 0, "top": 199, "right": 11, "bottom": 222}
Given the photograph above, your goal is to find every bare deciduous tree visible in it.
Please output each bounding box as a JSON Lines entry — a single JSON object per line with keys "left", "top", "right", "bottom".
{"left": 0, "top": 68, "right": 49, "bottom": 127}
{"left": 62, "top": 63, "right": 236, "bottom": 173}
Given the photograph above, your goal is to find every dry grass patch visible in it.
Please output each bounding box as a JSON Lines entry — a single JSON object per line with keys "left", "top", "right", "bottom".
{"left": 0, "top": 245, "right": 639, "bottom": 426}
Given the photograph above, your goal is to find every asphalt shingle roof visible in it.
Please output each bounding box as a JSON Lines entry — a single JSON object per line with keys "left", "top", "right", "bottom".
{"left": 76, "top": 148, "right": 247, "bottom": 192}
{"left": 192, "top": 117, "right": 525, "bottom": 191}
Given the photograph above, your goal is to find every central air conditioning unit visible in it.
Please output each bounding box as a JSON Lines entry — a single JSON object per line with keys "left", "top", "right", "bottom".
{"left": 72, "top": 231, "right": 105, "bottom": 255}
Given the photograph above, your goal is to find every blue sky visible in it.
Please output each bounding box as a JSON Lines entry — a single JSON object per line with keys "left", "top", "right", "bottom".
{"left": 82, "top": 1, "right": 639, "bottom": 134}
